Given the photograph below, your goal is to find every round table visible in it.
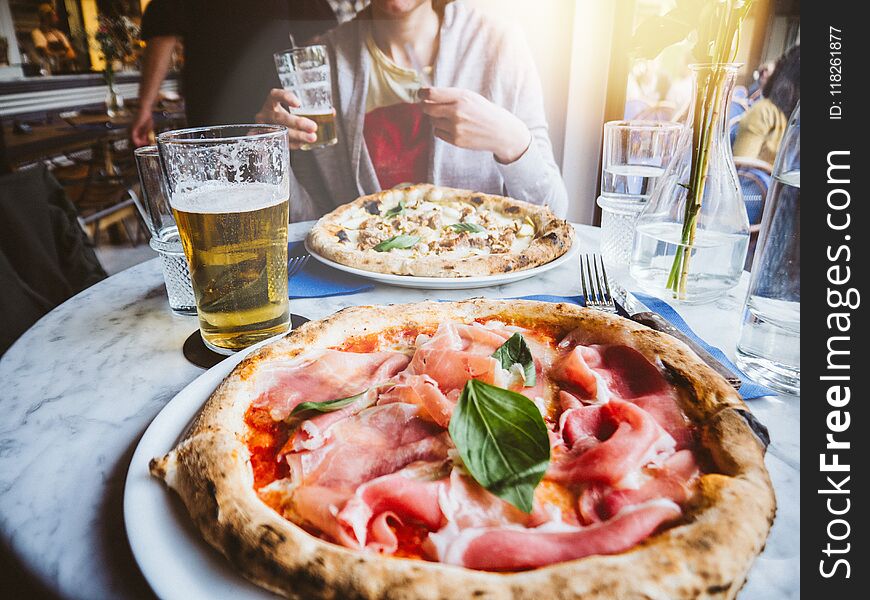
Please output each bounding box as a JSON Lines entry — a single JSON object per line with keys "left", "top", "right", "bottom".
{"left": 0, "top": 223, "right": 799, "bottom": 599}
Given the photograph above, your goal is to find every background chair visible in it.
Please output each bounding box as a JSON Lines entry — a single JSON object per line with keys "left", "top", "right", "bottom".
{"left": 734, "top": 157, "right": 774, "bottom": 269}
{"left": 623, "top": 99, "right": 650, "bottom": 120}
{"left": 727, "top": 97, "right": 750, "bottom": 145}
{"left": 634, "top": 101, "right": 678, "bottom": 122}
{"left": 51, "top": 125, "right": 148, "bottom": 246}
{"left": 0, "top": 165, "right": 107, "bottom": 355}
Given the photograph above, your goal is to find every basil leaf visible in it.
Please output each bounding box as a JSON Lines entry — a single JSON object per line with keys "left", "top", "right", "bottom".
{"left": 492, "top": 333, "right": 536, "bottom": 387}
{"left": 448, "top": 222, "right": 485, "bottom": 233}
{"left": 290, "top": 391, "right": 366, "bottom": 418}
{"left": 384, "top": 201, "right": 405, "bottom": 218}
{"left": 448, "top": 380, "right": 550, "bottom": 513}
{"left": 373, "top": 234, "right": 420, "bottom": 252}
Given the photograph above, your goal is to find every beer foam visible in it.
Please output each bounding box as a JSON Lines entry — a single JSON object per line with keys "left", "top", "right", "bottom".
{"left": 172, "top": 182, "right": 286, "bottom": 214}
{"left": 292, "top": 107, "right": 335, "bottom": 116}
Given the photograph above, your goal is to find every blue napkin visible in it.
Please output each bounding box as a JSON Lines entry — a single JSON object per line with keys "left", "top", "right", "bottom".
{"left": 288, "top": 241, "right": 374, "bottom": 298}
{"left": 513, "top": 293, "right": 775, "bottom": 400}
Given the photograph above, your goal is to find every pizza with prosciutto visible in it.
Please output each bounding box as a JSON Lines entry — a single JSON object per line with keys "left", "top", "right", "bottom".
{"left": 150, "top": 300, "right": 775, "bottom": 599}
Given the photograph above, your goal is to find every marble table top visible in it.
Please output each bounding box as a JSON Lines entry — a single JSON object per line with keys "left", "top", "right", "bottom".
{"left": 0, "top": 222, "right": 798, "bottom": 599}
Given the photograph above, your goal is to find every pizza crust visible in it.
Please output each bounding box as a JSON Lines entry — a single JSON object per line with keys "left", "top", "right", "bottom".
{"left": 306, "top": 185, "right": 573, "bottom": 277}
{"left": 150, "top": 300, "right": 775, "bottom": 599}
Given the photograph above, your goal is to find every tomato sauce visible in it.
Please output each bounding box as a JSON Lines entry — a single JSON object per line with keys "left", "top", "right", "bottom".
{"left": 333, "top": 325, "right": 436, "bottom": 353}
{"left": 475, "top": 316, "right": 565, "bottom": 346}
{"left": 391, "top": 520, "right": 432, "bottom": 560}
{"left": 244, "top": 405, "right": 290, "bottom": 489}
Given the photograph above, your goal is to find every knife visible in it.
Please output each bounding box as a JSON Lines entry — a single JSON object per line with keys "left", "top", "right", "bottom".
{"left": 617, "top": 291, "right": 743, "bottom": 391}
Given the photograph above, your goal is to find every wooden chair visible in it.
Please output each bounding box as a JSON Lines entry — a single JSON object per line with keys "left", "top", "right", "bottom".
{"left": 52, "top": 134, "right": 148, "bottom": 247}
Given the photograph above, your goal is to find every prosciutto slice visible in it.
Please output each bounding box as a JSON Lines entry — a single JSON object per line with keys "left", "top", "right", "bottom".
{"left": 252, "top": 350, "right": 411, "bottom": 421}
{"left": 377, "top": 373, "right": 454, "bottom": 428}
{"left": 553, "top": 343, "right": 694, "bottom": 448}
{"left": 439, "top": 468, "right": 550, "bottom": 530}
{"left": 548, "top": 399, "right": 675, "bottom": 485}
{"left": 436, "top": 500, "right": 682, "bottom": 570}
{"left": 282, "top": 389, "right": 378, "bottom": 453}
{"left": 285, "top": 403, "right": 450, "bottom": 492}
{"left": 286, "top": 484, "right": 357, "bottom": 547}
{"left": 551, "top": 345, "right": 602, "bottom": 399}
{"left": 337, "top": 462, "right": 448, "bottom": 548}
{"left": 578, "top": 450, "right": 700, "bottom": 523}
{"left": 406, "top": 322, "right": 509, "bottom": 391}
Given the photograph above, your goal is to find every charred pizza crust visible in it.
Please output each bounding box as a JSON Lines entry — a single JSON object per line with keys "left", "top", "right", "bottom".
{"left": 306, "top": 185, "right": 573, "bottom": 277}
{"left": 150, "top": 300, "right": 775, "bottom": 599}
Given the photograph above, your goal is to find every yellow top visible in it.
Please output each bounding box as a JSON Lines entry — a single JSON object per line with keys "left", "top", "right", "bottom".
{"left": 732, "top": 98, "right": 787, "bottom": 164}
{"left": 364, "top": 34, "right": 432, "bottom": 112}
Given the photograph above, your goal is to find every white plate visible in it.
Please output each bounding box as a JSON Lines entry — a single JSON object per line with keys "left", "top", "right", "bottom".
{"left": 124, "top": 339, "right": 280, "bottom": 600}
{"left": 304, "top": 229, "right": 579, "bottom": 289}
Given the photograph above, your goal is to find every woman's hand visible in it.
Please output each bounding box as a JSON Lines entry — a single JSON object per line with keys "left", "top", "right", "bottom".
{"left": 255, "top": 89, "right": 319, "bottom": 150}
{"left": 420, "top": 87, "right": 532, "bottom": 164}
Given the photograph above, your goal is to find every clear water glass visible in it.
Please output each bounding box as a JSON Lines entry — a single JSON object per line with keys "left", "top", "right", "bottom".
{"left": 150, "top": 232, "right": 197, "bottom": 315}
{"left": 599, "top": 121, "right": 680, "bottom": 272}
{"left": 133, "top": 146, "right": 197, "bottom": 315}
{"left": 597, "top": 195, "right": 646, "bottom": 270}
{"left": 601, "top": 120, "right": 681, "bottom": 198}
{"left": 735, "top": 104, "right": 800, "bottom": 394}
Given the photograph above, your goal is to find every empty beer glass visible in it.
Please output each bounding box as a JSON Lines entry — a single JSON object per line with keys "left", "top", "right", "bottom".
{"left": 274, "top": 45, "right": 338, "bottom": 150}
{"left": 158, "top": 125, "right": 291, "bottom": 354}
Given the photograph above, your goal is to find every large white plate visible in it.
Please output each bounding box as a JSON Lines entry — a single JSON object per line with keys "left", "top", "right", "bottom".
{"left": 124, "top": 339, "right": 280, "bottom": 600}
{"left": 304, "top": 228, "right": 579, "bottom": 289}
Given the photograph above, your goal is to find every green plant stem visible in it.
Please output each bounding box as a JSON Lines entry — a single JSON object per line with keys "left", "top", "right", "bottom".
{"left": 645, "top": 0, "right": 752, "bottom": 300}
{"left": 677, "top": 67, "right": 726, "bottom": 298}
{"left": 667, "top": 65, "right": 727, "bottom": 300}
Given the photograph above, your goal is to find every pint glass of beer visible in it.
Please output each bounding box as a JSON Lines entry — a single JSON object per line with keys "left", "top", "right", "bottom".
{"left": 157, "top": 125, "right": 290, "bottom": 354}
{"left": 274, "top": 45, "right": 338, "bottom": 150}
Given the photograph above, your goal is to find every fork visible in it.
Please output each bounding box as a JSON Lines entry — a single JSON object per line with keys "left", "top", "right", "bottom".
{"left": 579, "top": 254, "right": 617, "bottom": 313}
{"left": 287, "top": 255, "right": 310, "bottom": 279}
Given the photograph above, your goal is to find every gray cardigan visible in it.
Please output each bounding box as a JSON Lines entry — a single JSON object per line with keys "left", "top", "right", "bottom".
{"left": 288, "top": 0, "right": 568, "bottom": 221}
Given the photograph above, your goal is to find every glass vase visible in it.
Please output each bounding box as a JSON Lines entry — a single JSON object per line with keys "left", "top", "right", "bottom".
{"left": 104, "top": 64, "right": 124, "bottom": 118}
{"left": 105, "top": 85, "right": 124, "bottom": 118}
{"left": 630, "top": 63, "right": 749, "bottom": 304}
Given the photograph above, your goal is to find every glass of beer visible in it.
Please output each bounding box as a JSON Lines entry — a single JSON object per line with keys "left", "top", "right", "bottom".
{"left": 157, "top": 125, "right": 290, "bottom": 354}
{"left": 274, "top": 45, "right": 338, "bottom": 150}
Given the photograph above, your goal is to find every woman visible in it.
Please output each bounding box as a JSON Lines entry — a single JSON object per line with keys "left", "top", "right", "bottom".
{"left": 256, "top": 0, "right": 568, "bottom": 220}
{"left": 733, "top": 45, "right": 800, "bottom": 164}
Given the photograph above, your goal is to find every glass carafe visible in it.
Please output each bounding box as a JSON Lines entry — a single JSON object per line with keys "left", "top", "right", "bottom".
{"left": 630, "top": 63, "right": 749, "bottom": 303}
{"left": 735, "top": 103, "right": 800, "bottom": 394}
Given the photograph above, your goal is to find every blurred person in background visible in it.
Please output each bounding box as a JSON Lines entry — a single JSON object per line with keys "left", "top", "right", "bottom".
{"left": 256, "top": 0, "right": 567, "bottom": 220}
{"left": 131, "top": 0, "right": 338, "bottom": 147}
{"left": 733, "top": 45, "right": 800, "bottom": 164}
{"left": 31, "top": 3, "right": 76, "bottom": 73}
{"left": 748, "top": 60, "right": 775, "bottom": 99}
